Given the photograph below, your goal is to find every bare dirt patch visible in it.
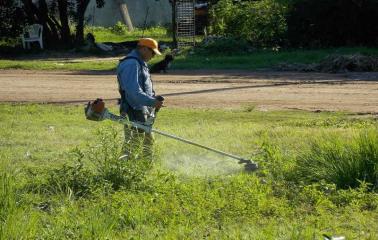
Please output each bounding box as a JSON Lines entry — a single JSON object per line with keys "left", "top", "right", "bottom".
{"left": 1, "top": 69, "right": 377, "bottom": 114}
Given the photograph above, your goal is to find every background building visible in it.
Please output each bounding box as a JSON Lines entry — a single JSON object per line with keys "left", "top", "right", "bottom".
{"left": 85, "top": 0, "right": 172, "bottom": 28}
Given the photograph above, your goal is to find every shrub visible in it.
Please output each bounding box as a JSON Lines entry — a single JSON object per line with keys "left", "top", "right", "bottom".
{"left": 35, "top": 126, "right": 152, "bottom": 198}
{"left": 286, "top": 0, "right": 378, "bottom": 47}
{"left": 196, "top": 36, "right": 252, "bottom": 55}
{"left": 209, "top": 0, "right": 288, "bottom": 48}
{"left": 87, "top": 126, "right": 152, "bottom": 191}
{"left": 46, "top": 149, "right": 95, "bottom": 197}
{"left": 294, "top": 129, "right": 378, "bottom": 190}
{"left": 111, "top": 21, "right": 127, "bottom": 35}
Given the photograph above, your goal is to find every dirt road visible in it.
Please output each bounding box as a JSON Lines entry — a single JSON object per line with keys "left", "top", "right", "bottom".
{"left": 1, "top": 69, "right": 377, "bottom": 114}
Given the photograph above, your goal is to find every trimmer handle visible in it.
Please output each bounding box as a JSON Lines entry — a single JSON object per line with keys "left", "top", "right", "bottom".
{"left": 155, "top": 95, "right": 165, "bottom": 113}
{"left": 155, "top": 95, "right": 164, "bottom": 102}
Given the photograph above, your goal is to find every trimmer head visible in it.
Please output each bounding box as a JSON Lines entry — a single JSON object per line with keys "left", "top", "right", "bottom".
{"left": 238, "top": 159, "right": 258, "bottom": 172}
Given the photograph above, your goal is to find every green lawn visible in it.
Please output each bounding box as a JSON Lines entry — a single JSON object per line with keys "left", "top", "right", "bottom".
{"left": 1, "top": 47, "right": 378, "bottom": 71}
{"left": 88, "top": 26, "right": 172, "bottom": 43}
{"left": 1, "top": 103, "right": 377, "bottom": 239}
{"left": 2, "top": 24, "right": 377, "bottom": 71}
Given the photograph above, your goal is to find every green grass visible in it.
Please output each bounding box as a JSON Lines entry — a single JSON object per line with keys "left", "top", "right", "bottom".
{"left": 1, "top": 47, "right": 378, "bottom": 71}
{"left": 293, "top": 130, "right": 378, "bottom": 189}
{"left": 87, "top": 25, "right": 172, "bottom": 43}
{"left": 2, "top": 25, "right": 378, "bottom": 71}
{"left": 1, "top": 103, "right": 377, "bottom": 239}
{"left": 172, "top": 47, "right": 378, "bottom": 70}
{"left": 0, "top": 59, "right": 118, "bottom": 71}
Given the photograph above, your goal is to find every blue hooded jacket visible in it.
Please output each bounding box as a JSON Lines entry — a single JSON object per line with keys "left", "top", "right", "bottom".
{"left": 117, "top": 50, "right": 156, "bottom": 114}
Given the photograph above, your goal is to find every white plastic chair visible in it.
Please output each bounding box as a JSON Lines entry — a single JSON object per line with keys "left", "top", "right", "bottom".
{"left": 21, "top": 24, "right": 44, "bottom": 49}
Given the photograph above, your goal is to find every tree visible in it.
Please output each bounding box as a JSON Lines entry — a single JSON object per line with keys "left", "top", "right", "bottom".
{"left": 75, "top": 0, "right": 105, "bottom": 45}
{"left": 0, "top": 0, "right": 26, "bottom": 39}
{"left": 287, "top": 0, "right": 378, "bottom": 47}
{"left": 21, "top": 0, "right": 105, "bottom": 48}
{"left": 57, "top": 0, "right": 71, "bottom": 44}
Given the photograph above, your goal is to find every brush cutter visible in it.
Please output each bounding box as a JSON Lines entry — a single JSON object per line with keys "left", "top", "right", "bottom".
{"left": 84, "top": 99, "right": 258, "bottom": 172}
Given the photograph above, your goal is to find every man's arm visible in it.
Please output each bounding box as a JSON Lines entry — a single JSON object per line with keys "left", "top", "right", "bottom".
{"left": 118, "top": 60, "right": 157, "bottom": 108}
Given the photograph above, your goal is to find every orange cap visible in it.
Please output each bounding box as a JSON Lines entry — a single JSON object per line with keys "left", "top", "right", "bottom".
{"left": 138, "top": 38, "right": 161, "bottom": 55}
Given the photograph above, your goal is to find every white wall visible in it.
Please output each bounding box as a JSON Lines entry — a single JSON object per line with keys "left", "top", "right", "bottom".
{"left": 85, "top": 0, "right": 172, "bottom": 27}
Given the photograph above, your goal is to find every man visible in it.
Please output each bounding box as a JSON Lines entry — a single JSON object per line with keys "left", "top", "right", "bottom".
{"left": 117, "top": 38, "right": 164, "bottom": 161}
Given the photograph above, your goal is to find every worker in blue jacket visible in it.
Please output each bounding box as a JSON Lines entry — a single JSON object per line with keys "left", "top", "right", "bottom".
{"left": 117, "top": 38, "right": 164, "bottom": 161}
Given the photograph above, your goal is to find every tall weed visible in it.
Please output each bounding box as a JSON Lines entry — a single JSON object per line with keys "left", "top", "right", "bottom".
{"left": 294, "top": 129, "right": 378, "bottom": 190}
{"left": 0, "top": 159, "right": 39, "bottom": 239}
{"left": 46, "top": 150, "right": 94, "bottom": 197}
{"left": 87, "top": 126, "right": 152, "bottom": 191}
{"left": 253, "top": 131, "right": 295, "bottom": 181}
{"left": 37, "top": 125, "right": 152, "bottom": 197}
{"left": 0, "top": 160, "right": 16, "bottom": 235}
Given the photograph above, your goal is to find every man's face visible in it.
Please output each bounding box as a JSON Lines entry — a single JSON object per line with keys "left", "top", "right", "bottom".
{"left": 140, "top": 46, "right": 156, "bottom": 62}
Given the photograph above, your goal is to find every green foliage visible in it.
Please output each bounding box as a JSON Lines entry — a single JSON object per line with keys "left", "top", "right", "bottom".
{"left": 87, "top": 126, "right": 152, "bottom": 191}
{"left": 196, "top": 37, "right": 252, "bottom": 55}
{"left": 209, "top": 0, "right": 378, "bottom": 48}
{"left": 210, "top": 0, "right": 288, "bottom": 47}
{"left": 33, "top": 125, "right": 152, "bottom": 198}
{"left": 0, "top": 160, "right": 40, "bottom": 239}
{"left": 1, "top": 104, "right": 378, "bottom": 238}
{"left": 44, "top": 150, "right": 95, "bottom": 197}
{"left": 173, "top": 47, "right": 378, "bottom": 70}
{"left": 294, "top": 129, "right": 378, "bottom": 190}
{"left": 253, "top": 133, "right": 288, "bottom": 180}
{"left": 0, "top": 161, "right": 16, "bottom": 228}
{"left": 0, "top": 0, "right": 25, "bottom": 39}
{"left": 286, "top": 116, "right": 377, "bottom": 129}
{"left": 111, "top": 21, "right": 128, "bottom": 35}
{"left": 88, "top": 25, "right": 170, "bottom": 43}
{"left": 287, "top": 0, "right": 378, "bottom": 47}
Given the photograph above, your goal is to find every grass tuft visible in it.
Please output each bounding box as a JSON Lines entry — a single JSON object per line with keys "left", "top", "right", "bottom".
{"left": 294, "top": 129, "right": 378, "bottom": 190}
{"left": 31, "top": 125, "right": 153, "bottom": 198}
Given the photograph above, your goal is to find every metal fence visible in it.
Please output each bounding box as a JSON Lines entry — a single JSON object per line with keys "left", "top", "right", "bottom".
{"left": 176, "top": 0, "right": 195, "bottom": 48}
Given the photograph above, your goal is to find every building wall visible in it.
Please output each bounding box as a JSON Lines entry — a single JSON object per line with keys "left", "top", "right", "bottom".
{"left": 86, "top": 0, "right": 172, "bottom": 27}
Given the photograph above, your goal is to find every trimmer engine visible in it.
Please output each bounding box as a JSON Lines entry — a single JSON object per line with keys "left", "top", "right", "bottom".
{"left": 85, "top": 98, "right": 106, "bottom": 121}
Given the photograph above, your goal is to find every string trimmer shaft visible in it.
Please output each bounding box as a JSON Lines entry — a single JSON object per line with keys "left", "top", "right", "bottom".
{"left": 85, "top": 99, "right": 258, "bottom": 171}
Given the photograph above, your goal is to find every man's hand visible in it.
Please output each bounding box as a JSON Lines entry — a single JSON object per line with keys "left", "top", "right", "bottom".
{"left": 154, "top": 100, "right": 163, "bottom": 109}
{"left": 154, "top": 95, "right": 164, "bottom": 111}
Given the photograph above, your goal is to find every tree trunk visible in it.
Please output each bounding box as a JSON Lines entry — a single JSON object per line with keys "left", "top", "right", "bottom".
{"left": 171, "top": 0, "right": 177, "bottom": 48}
{"left": 75, "top": 0, "right": 90, "bottom": 46}
{"left": 118, "top": 1, "right": 134, "bottom": 31}
{"left": 57, "top": 0, "right": 72, "bottom": 45}
{"left": 38, "top": 0, "right": 60, "bottom": 44}
{"left": 22, "top": 0, "right": 38, "bottom": 23}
